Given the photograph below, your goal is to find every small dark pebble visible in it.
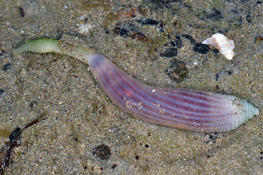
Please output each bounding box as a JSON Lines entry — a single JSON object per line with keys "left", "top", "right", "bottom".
{"left": 175, "top": 35, "right": 183, "bottom": 48}
{"left": 83, "top": 166, "right": 87, "bottom": 170}
{"left": 111, "top": 164, "right": 117, "bottom": 169}
{"left": 130, "top": 32, "right": 149, "bottom": 42}
{"left": 73, "top": 137, "right": 78, "bottom": 142}
{"left": 2, "top": 63, "right": 11, "bottom": 71}
{"left": 170, "top": 41, "right": 176, "bottom": 47}
{"left": 215, "top": 69, "right": 233, "bottom": 81}
{"left": 215, "top": 65, "right": 237, "bottom": 81}
{"left": 29, "top": 100, "right": 38, "bottom": 108}
{"left": 257, "top": 1, "right": 263, "bottom": 4}
{"left": 203, "top": 8, "right": 223, "bottom": 21}
{"left": 193, "top": 43, "right": 210, "bottom": 54}
{"left": 9, "top": 127, "right": 22, "bottom": 143}
{"left": 135, "top": 155, "right": 140, "bottom": 160}
{"left": 246, "top": 13, "right": 252, "bottom": 23}
{"left": 182, "top": 34, "right": 196, "bottom": 44}
{"left": 0, "top": 88, "right": 4, "bottom": 96}
{"left": 136, "top": 18, "right": 159, "bottom": 25}
{"left": 114, "top": 22, "right": 149, "bottom": 42}
{"left": 160, "top": 48, "right": 177, "bottom": 58}
{"left": 0, "top": 49, "right": 5, "bottom": 56}
{"left": 92, "top": 144, "right": 111, "bottom": 160}
{"left": 255, "top": 36, "right": 263, "bottom": 43}
{"left": 165, "top": 59, "right": 188, "bottom": 83}
{"left": 18, "top": 7, "right": 25, "bottom": 17}
{"left": 150, "top": 0, "right": 173, "bottom": 9}
{"left": 114, "top": 27, "right": 129, "bottom": 37}
{"left": 144, "top": 144, "right": 149, "bottom": 148}
{"left": 204, "top": 132, "right": 220, "bottom": 144}
{"left": 158, "top": 21, "right": 164, "bottom": 32}
{"left": 212, "top": 49, "right": 219, "bottom": 53}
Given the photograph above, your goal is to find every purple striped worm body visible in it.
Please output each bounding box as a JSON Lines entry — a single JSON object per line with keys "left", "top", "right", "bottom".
{"left": 14, "top": 39, "right": 259, "bottom": 132}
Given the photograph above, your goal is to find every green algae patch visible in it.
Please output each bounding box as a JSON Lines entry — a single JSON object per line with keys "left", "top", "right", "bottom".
{"left": 148, "top": 33, "right": 169, "bottom": 58}
{"left": 0, "top": 129, "right": 11, "bottom": 138}
{"left": 81, "top": 0, "right": 112, "bottom": 11}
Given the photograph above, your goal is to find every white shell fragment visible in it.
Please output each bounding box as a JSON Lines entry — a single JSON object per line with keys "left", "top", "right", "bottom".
{"left": 202, "top": 33, "right": 235, "bottom": 60}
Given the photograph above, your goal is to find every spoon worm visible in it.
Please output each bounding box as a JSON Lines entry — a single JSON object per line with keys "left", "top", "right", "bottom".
{"left": 14, "top": 39, "right": 259, "bottom": 132}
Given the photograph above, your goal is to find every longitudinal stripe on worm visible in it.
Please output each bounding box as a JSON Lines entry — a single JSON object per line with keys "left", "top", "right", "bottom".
{"left": 14, "top": 39, "right": 259, "bottom": 132}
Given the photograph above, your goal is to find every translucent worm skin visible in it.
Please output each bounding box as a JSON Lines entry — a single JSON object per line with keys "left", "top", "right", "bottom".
{"left": 87, "top": 54, "right": 259, "bottom": 132}
{"left": 14, "top": 39, "right": 259, "bottom": 132}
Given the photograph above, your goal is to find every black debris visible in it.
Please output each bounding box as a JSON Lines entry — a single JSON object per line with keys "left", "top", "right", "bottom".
{"left": 0, "top": 114, "right": 46, "bottom": 175}
{"left": 175, "top": 35, "right": 183, "bottom": 48}
{"left": 193, "top": 43, "right": 210, "bottom": 54}
{"left": 0, "top": 89, "right": 4, "bottom": 96}
{"left": 204, "top": 132, "right": 221, "bottom": 144}
{"left": 158, "top": 21, "right": 164, "bottom": 32}
{"left": 0, "top": 49, "right": 4, "bottom": 56}
{"left": 246, "top": 13, "right": 252, "bottom": 23}
{"left": 150, "top": 0, "right": 182, "bottom": 9}
{"left": 170, "top": 41, "right": 176, "bottom": 47}
{"left": 215, "top": 70, "right": 233, "bottom": 81}
{"left": 29, "top": 100, "right": 38, "bottom": 108}
{"left": 182, "top": 34, "right": 196, "bottom": 44}
{"left": 135, "top": 155, "right": 140, "bottom": 160}
{"left": 160, "top": 48, "right": 177, "bottom": 58}
{"left": 18, "top": 7, "right": 25, "bottom": 17}
{"left": 111, "top": 164, "right": 117, "bottom": 169}
{"left": 136, "top": 18, "right": 159, "bottom": 25}
{"left": 260, "top": 151, "right": 263, "bottom": 159}
{"left": 114, "top": 27, "right": 129, "bottom": 37}
{"left": 255, "top": 36, "right": 263, "bottom": 43}
{"left": 203, "top": 8, "right": 223, "bottom": 21}
{"left": 2, "top": 63, "right": 11, "bottom": 71}
{"left": 92, "top": 144, "right": 111, "bottom": 160}
{"left": 9, "top": 128, "right": 22, "bottom": 143}
{"left": 114, "top": 22, "right": 149, "bottom": 42}
{"left": 165, "top": 59, "right": 188, "bottom": 83}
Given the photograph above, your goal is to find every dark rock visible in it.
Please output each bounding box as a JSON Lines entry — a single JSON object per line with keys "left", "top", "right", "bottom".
{"left": 246, "top": 13, "right": 252, "bottom": 23}
{"left": 170, "top": 41, "right": 176, "bottom": 47}
{"left": 18, "top": 7, "right": 25, "bottom": 17}
{"left": 2, "top": 63, "right": 11, "bottom": 71}
{"left": 204, "top": 132, "right": 221, "bottom": 144}
{"left": 92, "top": 144, "right": 111, "bottom": 160}
{"left": 202, "top": 8, "right": 223, "bottom": 21}
{"left": 136, "top": 18, "right": 159, "bottom": 25}
{"left": 175, "top": 35, "right": 183, "bottom": 48}
{"left": 165, "top": 59, "right": 188, "bottom": 83}
{"left": 111, "top": 164, "right": 117, "bottom": 169}
{"left": 193, "top": 43, "right": 210, "bottom": 54}
{"left": 114, "top": 27, "right": 129, "bottom": 37}
{"left": 150, "top": 0, "right": 182, "bottom": 9}
{"left": 182, "top": 34, "right": 196, "bottom": 44}
{"left": 0, "top": 88, "right": 4, "bottom": 96}
{"left": 255, "top": 36, "right": 263, "bottom": 43}
{"left": 0, "top": 49, "right": 4, "bottom": 56}
{"left": 160, "top": 48, "right": 177, "bottom": 58}
{"left": 114, "top": 22, "right": 149, "bottom": 42}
